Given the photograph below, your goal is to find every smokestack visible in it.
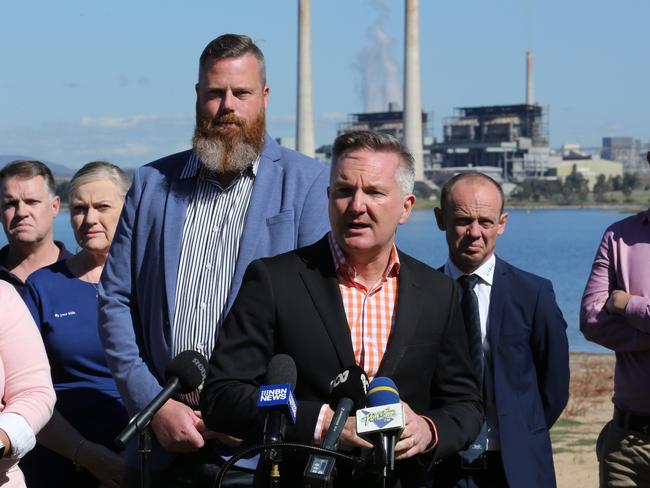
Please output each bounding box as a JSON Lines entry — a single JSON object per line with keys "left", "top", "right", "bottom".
{"left": 296, "top": 0, "right": 315, "bottom": 156}
{"left": 526, "top": 51, "right": 534, "bottom": 105}
{"left": 403, "top": 0, "right": 424, "bottom": 182}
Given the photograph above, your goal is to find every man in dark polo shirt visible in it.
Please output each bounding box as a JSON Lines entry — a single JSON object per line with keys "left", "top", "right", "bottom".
{"left": 0, "top": 160, "right": 71, "bottom": 293}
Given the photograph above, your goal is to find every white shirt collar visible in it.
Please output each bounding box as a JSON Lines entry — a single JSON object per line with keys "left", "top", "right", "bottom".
{"left": 444, "top": 254, "right": 496, "bottom": 286}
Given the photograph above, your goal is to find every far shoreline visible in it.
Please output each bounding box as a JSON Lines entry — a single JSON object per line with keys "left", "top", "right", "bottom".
{"left": 413, "top": 199, "right": 645, "bottom": 213}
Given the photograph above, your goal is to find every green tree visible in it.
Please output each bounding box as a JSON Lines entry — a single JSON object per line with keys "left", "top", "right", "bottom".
{"left": 593, "top": 174, "right": 609, "bottom": 203}
{"left": 562, "top": 164, "right": 589, "bottom": 205}
{"left": 622, "top": 173, "right": 638, "bottom": 196}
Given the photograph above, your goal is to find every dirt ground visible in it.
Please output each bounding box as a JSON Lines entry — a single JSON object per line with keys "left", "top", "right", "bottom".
{"left": 552, "top": 352, "right": 615, "bottom": 488}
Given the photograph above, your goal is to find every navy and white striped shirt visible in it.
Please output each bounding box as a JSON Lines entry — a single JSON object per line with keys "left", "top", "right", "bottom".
{"left": 172, "top": 152, "right": 258, "bottom": 406}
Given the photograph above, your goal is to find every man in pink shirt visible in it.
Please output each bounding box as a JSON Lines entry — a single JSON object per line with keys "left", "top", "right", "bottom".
{"left": 580, "top": 151, "right": 650, "bottom": 487}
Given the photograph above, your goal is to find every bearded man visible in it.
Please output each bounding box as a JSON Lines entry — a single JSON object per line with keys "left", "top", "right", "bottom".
{"left": 98, "top": 34, "right": 329, "bottom": 488}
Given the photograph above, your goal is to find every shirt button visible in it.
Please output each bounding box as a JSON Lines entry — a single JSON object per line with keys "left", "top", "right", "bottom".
{"left": 212, "top": 226, "right": 219, "bottom": 233}
{"left": 205, "top": 262, "right": 212, "bottom": 270}
{"left": 200, "top": 302, "right": 206, "bottom": 310}
{"left": 196, "top": 342, "right": 205, "bottom": 352}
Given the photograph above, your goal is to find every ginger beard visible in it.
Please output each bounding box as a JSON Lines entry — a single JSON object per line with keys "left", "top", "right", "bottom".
{"left": 192, "top": 105, "right": 266, "bottom": 174}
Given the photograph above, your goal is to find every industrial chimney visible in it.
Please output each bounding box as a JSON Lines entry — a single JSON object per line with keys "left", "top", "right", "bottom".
{"left": 296, "top": 0, "right": 315, "bottom": 156}
{"left": 526, "top": 51, "right": 534, "bottom": 105}
{"left": 403, "top": 0, "right": 424, "bottom": 182}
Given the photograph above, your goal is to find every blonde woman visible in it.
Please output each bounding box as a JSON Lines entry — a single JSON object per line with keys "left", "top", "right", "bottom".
{"left": 21, "top": 162, "right": 131, "bottom": 487}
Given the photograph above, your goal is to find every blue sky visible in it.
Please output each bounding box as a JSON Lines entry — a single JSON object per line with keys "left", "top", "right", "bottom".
{"left": 1, "top": 0, "right": 648, "bottom": 168}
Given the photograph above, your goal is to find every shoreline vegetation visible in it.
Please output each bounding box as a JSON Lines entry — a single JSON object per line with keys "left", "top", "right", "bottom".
{"left": 413, "top": 194, "right": 648, "bottom": 213}
{"left": 554, "top": 352, "right": 615, "bottom": 487}
{"left": 414, "top": 169, "right": 650, "bottom": 212}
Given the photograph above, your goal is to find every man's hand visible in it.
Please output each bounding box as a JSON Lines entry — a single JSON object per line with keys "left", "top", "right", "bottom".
{"left": 321, "top": 407, "right": 372, "bottom": 449}
{"left": 394, "top": 402, "right": 433, "bottom": 461}
{"left": 606, "top": 289, "right": 631, "bottom": 315}
{"left": 150, "top": 399, "right": 206, "bottom": 452}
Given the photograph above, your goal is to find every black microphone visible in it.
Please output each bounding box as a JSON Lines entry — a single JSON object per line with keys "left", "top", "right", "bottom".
{"left": 257, "top": 354, "right": 297, "bottom": 485}
{"left": 258, "top": 354, "right": 298, "bottom": 450}
{"left": 304, "top": 365, "right": 369, "bottom": 486}
{"left": 115, "top": 350, "right": 208, "bottom": 450}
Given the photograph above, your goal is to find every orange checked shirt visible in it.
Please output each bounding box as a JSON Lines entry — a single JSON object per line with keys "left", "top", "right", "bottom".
{"left": 313, "top": 233, "right": 400, "bottom": 442}
{"left": 314, "top": 234, "right": 438, "bottom": 449}
{"left": 327, "top": 232, "right": 399, "bottom": 380}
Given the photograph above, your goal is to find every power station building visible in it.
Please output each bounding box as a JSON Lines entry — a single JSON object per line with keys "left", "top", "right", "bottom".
{"left": 338, "top": 104, "right": 430, "bottom": 145}
{"left": 430, "top": 103, "right": 551, "bottom": 182}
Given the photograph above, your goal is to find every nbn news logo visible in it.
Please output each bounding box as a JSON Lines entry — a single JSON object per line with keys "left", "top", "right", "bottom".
{"left": 257, "top": 383, "right": 297, "bottom": 424}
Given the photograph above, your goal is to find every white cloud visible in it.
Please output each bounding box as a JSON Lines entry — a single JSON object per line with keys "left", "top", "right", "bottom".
{"left": 268, "top": 113, "right": 296, "bottom": 124}
{"left": 319, "top": 112, "right": 347, "bottom": 123}
{"left": 105, "top": 143, "right": 151, "bottom": 157}
{"left": 81, "top": 114, "right": 163, "bottom": 129}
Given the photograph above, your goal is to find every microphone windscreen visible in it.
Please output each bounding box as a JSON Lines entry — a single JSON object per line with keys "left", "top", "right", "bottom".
{"left": 266, "top": 354, "right": 297, "bottom": 389}
{"left": 329, "top": 364, "right": 369, "bottom": 412}
{"left": 367, "top": 377, "right": 400, "bottom": 407}
{"left": 165, "top": 350, "right": 208, "bottom": 393}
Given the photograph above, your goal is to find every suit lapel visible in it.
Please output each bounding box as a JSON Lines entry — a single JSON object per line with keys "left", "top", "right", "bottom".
{"left": 488, "top": 257, "right": 508, "bottom": 349}
{"left": 229, "top": 135, "right": 282, "bottom": 309}
{"left": 163, "top": 159, "right": 193, "bottom": 325}
{"left": 298, "top": 238, "right": 356, "bottom": 368}
{"left": 377, "top": 253, "right": 423, "bottom": 378}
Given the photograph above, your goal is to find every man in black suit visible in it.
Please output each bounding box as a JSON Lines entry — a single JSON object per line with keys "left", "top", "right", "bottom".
{"left": 201, "top": 130, "right": 483, "bottom": 486}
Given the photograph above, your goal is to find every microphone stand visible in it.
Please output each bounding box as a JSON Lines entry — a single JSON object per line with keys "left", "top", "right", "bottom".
{"left": 374, "top": 433, "right": 395, "bottom": 488}
{"left": 138, "top": 427, "right": 152, "bottom": 488}
{"left": 263, "top": 411, "right": 285, "bottom": 488}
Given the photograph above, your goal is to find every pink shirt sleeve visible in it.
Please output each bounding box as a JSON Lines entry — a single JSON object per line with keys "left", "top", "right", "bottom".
{"left": 0, "top": 282, "right": 55, "bottom": 435}
{"left": 580, "top": 227, "right": 650, "bottom": 352}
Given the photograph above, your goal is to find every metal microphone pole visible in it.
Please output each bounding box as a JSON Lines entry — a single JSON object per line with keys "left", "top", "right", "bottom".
{"left": 138, "top": 427, "right": 152, "bottom": 488}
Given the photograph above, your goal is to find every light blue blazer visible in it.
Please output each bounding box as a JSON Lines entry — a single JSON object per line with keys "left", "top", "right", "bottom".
{"left": 99, "top": 135, "right": 330, "bottom": 427}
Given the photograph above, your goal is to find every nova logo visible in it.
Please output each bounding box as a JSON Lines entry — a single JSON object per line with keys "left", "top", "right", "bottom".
{"left": 260, "top": 388, "right": 288, "bottom": 402}
{"left": 360, "top": 407, "right": 397, "bottom": 428}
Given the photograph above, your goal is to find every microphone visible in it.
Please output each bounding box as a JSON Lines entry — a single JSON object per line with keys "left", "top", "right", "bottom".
{"left": 304, "top": 365, "right": 369, "bottom": 486}
{"left": 257, "top": 354, "right": 298, "bottom": 449}
{"left": 115, "top": 350, "right": 208, "bottom": 450}
{"left": 256, "top": 354, "right": 297, "bottom": 485}
{"left": 356, "top": 377, "right": 405, "bottom": 481}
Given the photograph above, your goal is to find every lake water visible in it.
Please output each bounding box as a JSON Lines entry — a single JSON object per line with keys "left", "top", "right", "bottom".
{"left": 1, "top": 208, "right": 635, "bottom": 352}
{"left": 396, "top": 208, "right": 632, "bottom": 353}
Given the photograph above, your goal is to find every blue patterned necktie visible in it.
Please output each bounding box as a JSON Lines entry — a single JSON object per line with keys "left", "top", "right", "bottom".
{"left": 458, "top": 273, "right": 488, "bottom": 462}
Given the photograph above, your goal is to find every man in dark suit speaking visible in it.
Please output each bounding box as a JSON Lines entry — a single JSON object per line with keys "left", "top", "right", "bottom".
{"left": 201, "top": 130, "right": 483, "bottom": 486}
{"left": 433, "top": 172, "right": 570, "bottom": 487}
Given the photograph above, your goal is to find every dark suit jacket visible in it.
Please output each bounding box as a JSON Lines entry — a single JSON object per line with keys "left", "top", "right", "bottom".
{"left": 439, "top": 257, "right": 569, "bottom": 487}
{"left": 201, "top": 236, "right": 483, "bottom": 486}
{"left": 488, "top": 257, "right": 569, "bottom": 488}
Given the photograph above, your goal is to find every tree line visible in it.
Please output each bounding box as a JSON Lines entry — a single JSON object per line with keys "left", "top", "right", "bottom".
{"left": 513, "top": 164, "right": 649, "bottom": 206}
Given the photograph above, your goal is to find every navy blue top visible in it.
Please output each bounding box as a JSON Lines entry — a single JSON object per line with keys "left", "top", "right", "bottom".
{"left": 20, "top": 260, "right": 128, "bottom": 486}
